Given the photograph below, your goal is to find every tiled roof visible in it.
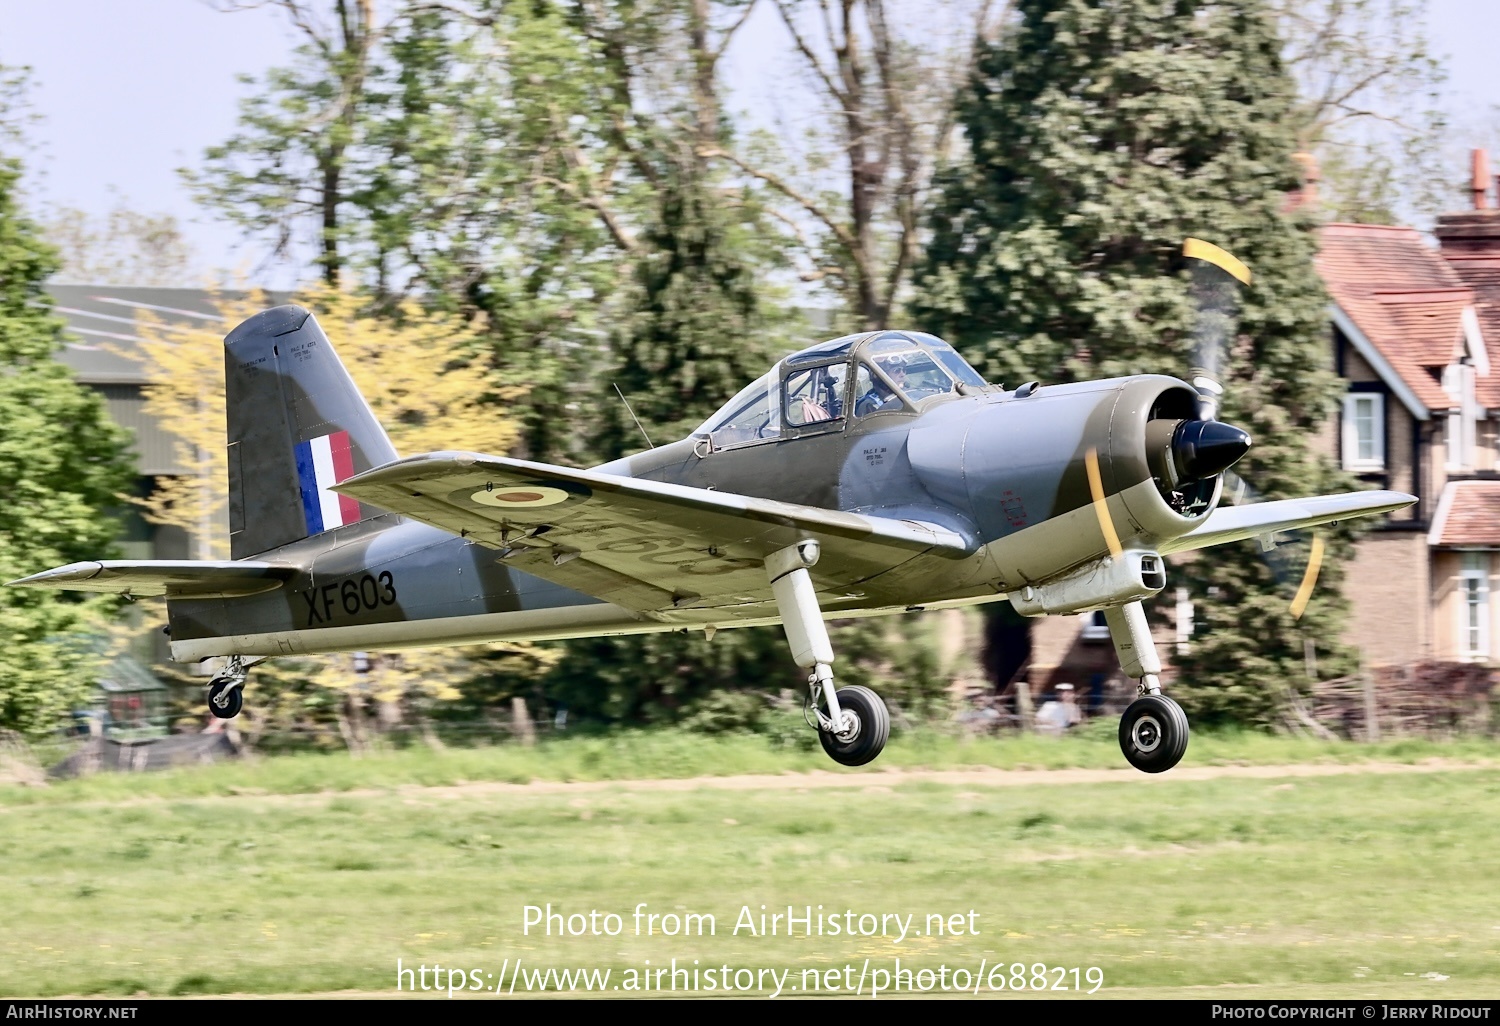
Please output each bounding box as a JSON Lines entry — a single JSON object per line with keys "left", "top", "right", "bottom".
{"left": 1316, "top": 224, "right": 1476, "bottom": 411}
{"left": 1439, "top": 211, "right": 1500, "bottom": 408}
{"left": 46, "top": 286, "right": 288, "bottom": 385}
{"left": 1430, "top": 480, "right": 1500, "bottom": 547}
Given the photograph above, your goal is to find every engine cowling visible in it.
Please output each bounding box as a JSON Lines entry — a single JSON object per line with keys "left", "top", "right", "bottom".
{"left": 907, "top": 375, "right": 1250, "bottom": 594}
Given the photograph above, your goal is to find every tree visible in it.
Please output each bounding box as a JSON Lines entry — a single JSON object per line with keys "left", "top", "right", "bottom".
{"left": 128, "top": 287, "right": 523, "bottom": 556}
{"left": 189, "top": 0, "right": 384, "bottom": 287}
{"left": 912, "top": 0, "right": 1356, "bottom": 721}
{"left": 41, "top": 197, "right": 200, "bottom": 288}
{"left": 705, "top": 0, "right": 1003, "bottom": 331}
{"left": 551, "top": 3, "right": 810, "bottom": 731}
{"left": 188, "top": 1, "right": 641, "bottom": 464}
{"left": 1271, "top": 0, "right": 1449, "bottom": 226}
{"left": 0, "top": 155, "right": 135, "bottom": 736}
{"left": 595, "top": 151, "right": 790, "bottom": 454}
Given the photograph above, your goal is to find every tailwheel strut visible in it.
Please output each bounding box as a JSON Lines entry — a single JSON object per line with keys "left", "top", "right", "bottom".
{"left": 206, "top": 654, "right": 249, "bottom": 720}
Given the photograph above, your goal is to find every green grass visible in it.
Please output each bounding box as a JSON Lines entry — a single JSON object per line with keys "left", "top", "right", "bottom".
{"left": 2, "top": 732, "right": 1500, "bottom": 997}
{"left": 2, "top": 720, "right": 1496, "bottom": 807}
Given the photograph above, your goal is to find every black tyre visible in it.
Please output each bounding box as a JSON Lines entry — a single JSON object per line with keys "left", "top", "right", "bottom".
{"left": 819, "top": 685, "right": 890, "bottom": 767}
{"left": 207, "top": 678, "right": 243, "bottom": 719}
{"left": 1118, "top": 693, "right": 1188, "bottom": 773}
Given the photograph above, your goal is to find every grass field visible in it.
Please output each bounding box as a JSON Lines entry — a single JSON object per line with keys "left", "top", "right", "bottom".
{"left": 3, "top": 728, "right": 1500, "bottom": 998}
{"left": 6, "top": 717, "right": 1500, "bottom": 805}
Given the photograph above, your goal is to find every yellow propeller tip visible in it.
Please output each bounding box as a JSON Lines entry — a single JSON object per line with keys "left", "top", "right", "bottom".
{"left": 1084, "top": 447, "right": 1124, "bottom": 560}
{"left": 1184, "top": 238, "right": 1252, "bottom": 286}
{"left": 1288, "top": 534, "right": 1325, "bottom": 620}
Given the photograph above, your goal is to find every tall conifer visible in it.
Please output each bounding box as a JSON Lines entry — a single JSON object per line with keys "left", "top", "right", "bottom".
{"left": 912, "top": 0, "right": 1356, "bottom": 722}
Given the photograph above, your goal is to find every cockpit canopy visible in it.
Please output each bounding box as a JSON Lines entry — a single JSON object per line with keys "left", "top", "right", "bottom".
{"left": 696, "top": 330, "right": 988, "bottom": 450}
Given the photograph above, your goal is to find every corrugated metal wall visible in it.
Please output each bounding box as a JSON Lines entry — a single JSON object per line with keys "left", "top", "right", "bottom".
{"left": 95, "top": 384, "right": 186, "bottom": 476}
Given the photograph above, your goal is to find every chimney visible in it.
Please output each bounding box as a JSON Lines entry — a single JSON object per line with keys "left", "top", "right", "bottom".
{"left": 1436, "top": 149, "right": 1500, "bottom": 262}
{"left": 1285, "top": 151, "right": 1321, "bottom": 213}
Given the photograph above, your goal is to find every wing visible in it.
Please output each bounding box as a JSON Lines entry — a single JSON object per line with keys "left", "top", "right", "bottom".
{"left": 336, "top": 451, "right": 973, "bottom": 619}
{"left": 8, "top": 560, "right": 294, "bottom": 598}
{"left": 1159, "top": 490, "right": 1416, "bottom": 555}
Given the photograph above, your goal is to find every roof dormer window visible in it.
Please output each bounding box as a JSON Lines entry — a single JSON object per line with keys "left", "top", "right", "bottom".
{"left": 1444, "top": 362, "right": 1478, "bottom": 472}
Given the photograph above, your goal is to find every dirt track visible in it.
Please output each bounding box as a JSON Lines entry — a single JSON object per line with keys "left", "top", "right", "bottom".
{"left": 393, "top": 758, "right": 1495, "bottom": 799}
{"left": 4, "top": 758, "right": 1492, "bottom": 813}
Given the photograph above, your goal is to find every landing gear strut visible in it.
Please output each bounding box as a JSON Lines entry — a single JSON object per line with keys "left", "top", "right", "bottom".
{"left": 1104, "top": 600, "right": 1189, "bottom": 773}
{"left": 767, "top": 541, "right": 889, "bottom": 767}
{"left": 206, "top": 655, "right": 249, "bottom": 720}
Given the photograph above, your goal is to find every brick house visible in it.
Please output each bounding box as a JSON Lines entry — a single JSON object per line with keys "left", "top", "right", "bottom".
{"left": 1027, "top": 154, "right": 1500, "bottom": 693}
{"left": 1316, "top": 209, "right": 1499, "bottom": 667}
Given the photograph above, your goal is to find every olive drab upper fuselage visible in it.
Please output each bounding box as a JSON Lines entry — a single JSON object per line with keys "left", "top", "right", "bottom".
{"left": 603, "top": 330, "right": 1223, "bottom": 598}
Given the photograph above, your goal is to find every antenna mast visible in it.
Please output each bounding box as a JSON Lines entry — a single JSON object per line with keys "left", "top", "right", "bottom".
{"left": 612, "top": 383, "right": 656, "bottom": 449}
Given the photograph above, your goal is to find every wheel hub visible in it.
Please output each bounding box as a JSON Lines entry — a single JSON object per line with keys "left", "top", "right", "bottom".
{"left": 833, "top": 709, "right": 862, "bottom": 743}
{"left": 1131, "top": 714, "right": 1163, "bottom": 753}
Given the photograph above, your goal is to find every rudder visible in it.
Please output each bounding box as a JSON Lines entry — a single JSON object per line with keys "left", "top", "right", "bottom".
{"left": 225, "top": 306, "right": 398, "bottom": 558}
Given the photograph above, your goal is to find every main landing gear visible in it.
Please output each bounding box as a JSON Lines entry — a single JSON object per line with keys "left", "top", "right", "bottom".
{"left": 206, "top": 655, "right": 249, "bottom": 720}
{"left": 767, "top": 541, "right": 890, "bottom": 767}
{"left": 1104, "top": 600, "right": 1189, "bottom": 773}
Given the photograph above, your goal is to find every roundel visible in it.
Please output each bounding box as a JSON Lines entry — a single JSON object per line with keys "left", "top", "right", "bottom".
{"left": 470, "top": 484, "right": 574, "bottom": 508}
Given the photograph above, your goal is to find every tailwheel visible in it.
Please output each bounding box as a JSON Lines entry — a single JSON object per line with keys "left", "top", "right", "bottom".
{"left": 207, "top": 677, "right": 243, "bottom": 719}
{"left": 819, "top": 686, "right": 890, "bottom": 767}
{"left": 1118, "top": 693, "right": 1189, "bottom": 773}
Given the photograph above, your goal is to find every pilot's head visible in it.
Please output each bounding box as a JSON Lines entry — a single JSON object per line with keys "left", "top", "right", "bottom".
{"left": 876, "top": 354, "right": 908, "bottom": 389}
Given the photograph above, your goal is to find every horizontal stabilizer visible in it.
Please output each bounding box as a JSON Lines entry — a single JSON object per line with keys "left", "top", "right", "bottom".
{"left": 7, "top": 560, "right": 294, "bottom": 598}
{"left": 1160, "top": 490, "right": 1417, "bottom": 554}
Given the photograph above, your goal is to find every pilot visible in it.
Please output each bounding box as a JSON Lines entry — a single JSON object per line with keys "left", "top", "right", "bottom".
{"left": 856, "top": 355, "right": 908, "bottom": 416}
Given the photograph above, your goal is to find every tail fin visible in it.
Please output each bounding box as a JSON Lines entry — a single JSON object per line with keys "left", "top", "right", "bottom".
{"left": 224, "top": 306, "right": 398, "bottom": 559}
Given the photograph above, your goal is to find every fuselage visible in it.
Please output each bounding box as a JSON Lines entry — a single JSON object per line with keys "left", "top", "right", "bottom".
{"left": 167, "top": 372, "right": 1217, "bottom": 662}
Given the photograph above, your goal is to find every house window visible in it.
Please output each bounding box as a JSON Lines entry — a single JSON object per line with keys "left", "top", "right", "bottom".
{"left": 1460, "top": 552, "right": 1490, "bottom": 661}
{"left": 1341, "top": 393, "right": 1384, "bottom": 471}
{"left": 1080, "top": 610, "right": 1110, "bottom": 641}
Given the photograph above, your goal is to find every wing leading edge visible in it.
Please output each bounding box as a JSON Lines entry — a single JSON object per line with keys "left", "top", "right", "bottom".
{"left": 334, "top": 451, "right": 974, "bottom": 618}
{"left": 1159, "top": 490, "right": 1417, "bottom": 555}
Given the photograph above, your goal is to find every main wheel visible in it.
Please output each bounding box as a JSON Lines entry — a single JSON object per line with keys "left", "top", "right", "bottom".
{"left": 207, "top": 678, "right": 243, "bottom": 719}
{"left": 1118, "top": 693, "right": 1188, "bottom": 773}
{"left": 819, "top": 685, "right": 890, "bottom": 767}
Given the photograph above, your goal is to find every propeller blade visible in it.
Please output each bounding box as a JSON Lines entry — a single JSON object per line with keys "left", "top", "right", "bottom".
{"left": 1179, "top": 241, "right": 1322, "bottom": 618}
{"left": 1084, "top": 446, "right": 1124, "bottom": 559}
{"left": 1226, "top": 469, "right": 1328, "bottom": 619}
{"left": 1183, "top": 238, "right": 1251, "bottom": 422}
{"left": 1183, "top": 238, "right": 1252, "bottom": 286}
{"left": 1288, "top": 533, "right": 1325, "bottom": 620}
